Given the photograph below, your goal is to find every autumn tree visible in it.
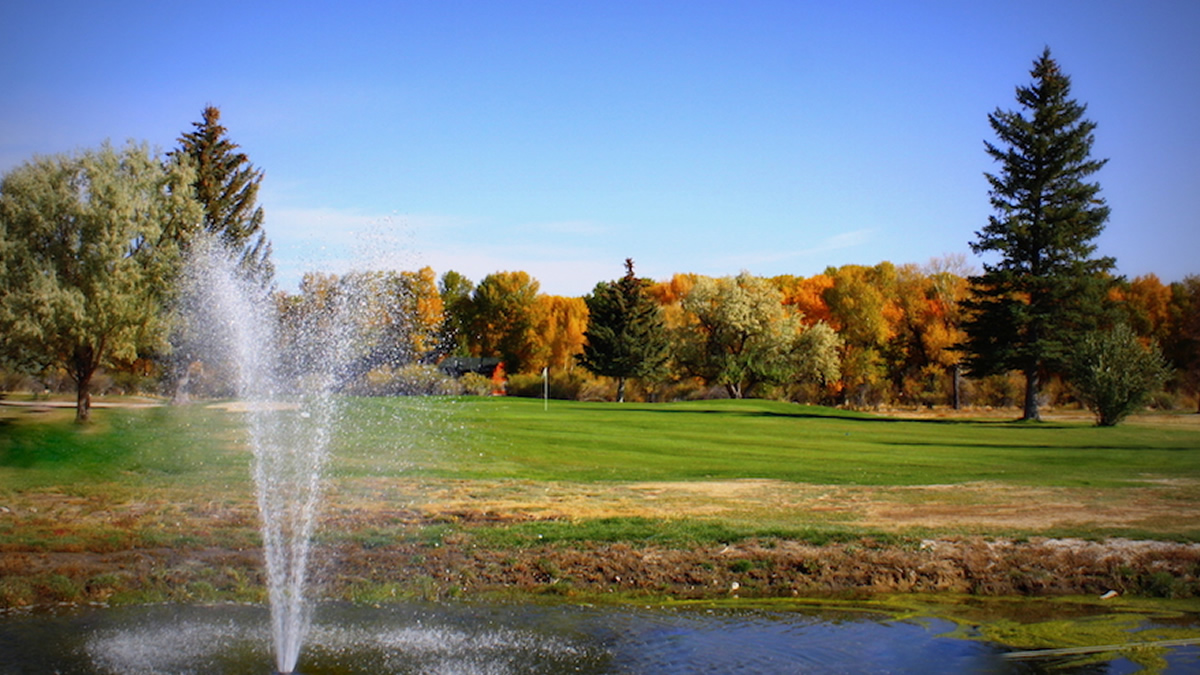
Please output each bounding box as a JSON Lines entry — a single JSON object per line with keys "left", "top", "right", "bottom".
{"left": 924, "top": 255, "right": 972, "bottom": 408}
{"left": 174, "top": 106, "right": 273, "bottom": 284}
{"left": 823, "top": 263, "right": 901, "bottom": 406}
{"left": 1166, "top": 276, "right": 1200, "bottom": 412}
{"left": 467, "top": 271, "right": 541, "bottom": 373}
{"left": 274, "top": 272, "right": 342, "bottom": 386}
{"left": 531, "top": 295, "right": 589, "bottom": 374}
{"left": 774, "top": 273, "right": 834, "bottom": 326}
{"left": 0, "top": 142, "right": 202, "bottom": 421}
{"left": 963, "top": 48, "right": 1115, "bottom": 421}
{"left": 342, "top": 268, "right": 445, "bottom": 367}
{"left": 1119, "top": 274, "right": 1173, "bottom": 345}
{"left": 578, "top": 259, "right": 670, "bottom": 401}
{"left": 888, "top": 259, "right": 970, "bottom": 408}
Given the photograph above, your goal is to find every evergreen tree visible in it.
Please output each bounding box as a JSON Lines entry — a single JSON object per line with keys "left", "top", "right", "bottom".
{"left": 962, "top": 48, "right": 1115, "bottom": 421}
{"left": 578, "top": 259, "right": 670, "bottom": 402}
{"left": 175, "top": 106, "right": 273, "bottom": 285}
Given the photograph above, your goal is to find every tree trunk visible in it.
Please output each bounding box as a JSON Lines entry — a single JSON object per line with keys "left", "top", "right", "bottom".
{"left": 75, "top": 371, "right": 93, "bottom": 423}
{"left": 616, "top": 377, "right": 626, "bottom": 403}
{"left": 1022, "top": 366, "right": 1041, "bottom": 421}
{"left": 71, "top": 343, "right": 98, "bottom": 424}
{"left": 952, "top": 364, "right": 962, "bottom": 410}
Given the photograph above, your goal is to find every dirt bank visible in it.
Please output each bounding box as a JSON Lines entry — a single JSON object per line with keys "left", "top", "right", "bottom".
{"left": 4, "top": 476, "right": 1200, "bottom": 608}
{"left": 5, "top": 534, "right": 1199, "bottom": 609}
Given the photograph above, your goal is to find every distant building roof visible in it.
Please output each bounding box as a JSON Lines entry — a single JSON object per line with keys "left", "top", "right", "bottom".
{"left": 437, "top": 357, "right": 502, "bottom": 378}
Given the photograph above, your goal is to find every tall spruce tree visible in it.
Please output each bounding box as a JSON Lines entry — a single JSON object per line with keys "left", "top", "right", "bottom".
{"left": 578, "top": 259, "right": 670, "bottom": 402}
{"left": 963, "top": 48, "right": 1115, "bottom": 421}
{"left": 175, "top": 106, "right": 273, "bottom": 285}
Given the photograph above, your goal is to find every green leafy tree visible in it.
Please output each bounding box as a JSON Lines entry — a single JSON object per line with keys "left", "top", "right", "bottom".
{"left": 1069, "top": 324, "right": 1170, "bottom": 426}
{"left": 963, "top": 48, "right": 1115, "bottom": 421}
{"left": 175, "top": 106, "right": 273, "bottom": 285}
{"left": 0, "top": 142, "right": 201, "bottom": 421}
{"left": 438, "top": 270, "right": 475, "bottom": 357}
{"left": 677, "top": 272, "right": 836, "bottom": 399}
{"left": 578, "top": 259, "right": 670, "bottom": 402}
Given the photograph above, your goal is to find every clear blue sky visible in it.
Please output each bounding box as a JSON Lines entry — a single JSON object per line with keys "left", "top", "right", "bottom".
{"left": 3, "top": 1, "right": 1197, "bottom": 296}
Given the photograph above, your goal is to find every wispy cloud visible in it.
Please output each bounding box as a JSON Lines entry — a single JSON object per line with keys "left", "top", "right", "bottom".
{"left": 727, "top": 228, "right": 877, "bottom": 268}
{"left": 264, "top": 205, "right": 619, "bottom": 296}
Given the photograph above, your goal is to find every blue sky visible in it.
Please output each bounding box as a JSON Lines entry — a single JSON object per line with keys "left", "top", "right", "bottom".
{"left": 3, "top": 1, "right": 1197, "bottom": 296}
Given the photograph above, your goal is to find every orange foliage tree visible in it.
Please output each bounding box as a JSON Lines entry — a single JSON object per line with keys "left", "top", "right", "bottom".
{"left": 467, "top": 271, "right": 541, "bottom": 373}
{"left": 822, "top": 263, "right": 901, "bottom": 406}
{"left": 529, "top": 294, "right": 589, "bottom": 373}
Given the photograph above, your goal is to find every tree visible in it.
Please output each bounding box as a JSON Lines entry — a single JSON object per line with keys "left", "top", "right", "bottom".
{"left": 1166, "top": 276, "right": 1200, "bottom": 412}
{"left": 467, "top": 271, "right": 541, "bottom": 374}
{"left": 677, "top": 272, "right": 835, "bottom": 399}
{"left": 962, "top": 48, "right": 1115, "bottom": 421}
{"left": 823, "top": 263, "right": 900, "bottom": 407}
{"left": 578, "top": 259, "right": 670, "bottom": 401}
{"left": 438, "top": 270, "right": 475, "bottom": 356}
{"left": 0, "top": 142, "right": 201, "bottom": 422}
{"left": 337, "top": 268, "right": 445, "bottom": 375}
{"left": 531, "top": 294, "right": 590, "bottom": 374}
{"left": 175, "top": 106, "right": 273, "bottom": 285}
{"left": 1069, "top": 324, "right": 1170, "bottom": 426}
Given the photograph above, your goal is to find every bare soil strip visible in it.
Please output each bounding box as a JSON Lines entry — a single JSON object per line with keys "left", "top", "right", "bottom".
{"left": 4, "top": 477, "right": 1200, "bottom": 607}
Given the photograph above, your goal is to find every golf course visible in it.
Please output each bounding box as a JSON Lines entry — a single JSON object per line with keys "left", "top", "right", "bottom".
{"left": 3, "top": 395, "right": 1200, "bottom": 608}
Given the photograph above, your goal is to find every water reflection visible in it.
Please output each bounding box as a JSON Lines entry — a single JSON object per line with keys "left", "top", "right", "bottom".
{"left": 1, "top": 601, "right": 1197, "bottom": 674}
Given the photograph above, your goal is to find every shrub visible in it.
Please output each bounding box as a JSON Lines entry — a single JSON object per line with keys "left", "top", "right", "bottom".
{"left": 506, "top": 370, "right": 595, "bottom": 400}
{"left": 457, "top": 372, "right": 495, "bottom": 396}
{"left": 969, "top": 372, "right": 1025, "bottom": 408}
{"left": 1069, "top": 324, "right": 1171, "bottom": 426}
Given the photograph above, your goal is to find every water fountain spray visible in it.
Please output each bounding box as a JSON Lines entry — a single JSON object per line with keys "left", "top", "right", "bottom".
{"left": 180, "top": 239, "right": 349, "bottom": 673}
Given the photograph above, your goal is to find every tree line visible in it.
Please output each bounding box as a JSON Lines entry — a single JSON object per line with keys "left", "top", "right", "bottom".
{"left": 2, "top": 51, "right": 1197, "bottom": 425}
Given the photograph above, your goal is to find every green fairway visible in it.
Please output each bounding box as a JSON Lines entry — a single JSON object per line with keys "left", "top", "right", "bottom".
{"left": 367, "top": 397, "right": 1200, "bottom": 487}
{"left": 3, "top": 396, "right": 1199, "bottom": 491}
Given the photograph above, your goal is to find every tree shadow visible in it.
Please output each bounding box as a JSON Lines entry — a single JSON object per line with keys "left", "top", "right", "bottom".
{"left": 594, "top": 404, "right": 1045, "bottom": 427}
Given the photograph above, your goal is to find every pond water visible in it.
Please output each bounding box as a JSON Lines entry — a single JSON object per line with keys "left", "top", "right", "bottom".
{"left": 1, "top": 601, "right": 1197, "bottom": 674}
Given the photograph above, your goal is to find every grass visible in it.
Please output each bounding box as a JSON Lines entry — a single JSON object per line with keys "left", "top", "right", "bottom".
{"left": 403, "top": 397, "right": 1200, "bottom": 487}
{"left": 4, "top": 396, "right": 1200, "bottom": 620}
{"left": 3, "top": 395, "right": 1200, "bottom": 551}
{"left": 4, "top": 395, "right": 1199, "bottom": 494}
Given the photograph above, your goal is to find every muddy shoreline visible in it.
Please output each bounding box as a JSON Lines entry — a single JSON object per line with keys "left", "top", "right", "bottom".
{"left": 5, "top": 534, "right": 1199, "bottom": 609}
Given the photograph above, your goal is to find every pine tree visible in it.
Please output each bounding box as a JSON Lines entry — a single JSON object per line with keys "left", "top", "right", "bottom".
{"left": 963, "top": 48, "right": 1115, "bottom": 421}
{"left": 175, "top": 106, "right": 273, "bottom": 285}
{"left": 578, "top": 259, "right": 670, "bottom": 402}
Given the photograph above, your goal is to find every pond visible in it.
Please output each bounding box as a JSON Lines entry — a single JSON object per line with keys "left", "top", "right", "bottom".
{"left": 1, "top": 601, "right": 1198, "bottom": 674}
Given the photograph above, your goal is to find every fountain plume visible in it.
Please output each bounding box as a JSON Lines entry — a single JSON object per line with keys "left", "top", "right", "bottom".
{"left": 179, "top": 237, "right": 349, "bottom": 673}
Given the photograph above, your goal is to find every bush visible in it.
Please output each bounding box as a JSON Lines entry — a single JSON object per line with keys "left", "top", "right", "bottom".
{"left": 345, "top": 364, "right": 468, "bottom": 396}
{"left": 1147, "top": 389, "right": 1181, "bottom": 411}
{"left": 969, "top": 372, "right": 1025, "bottom": 408}
{"left": 458, "top": 372, "right": 495, "bottom": 396}
{"left": 1069, "top": 324, "right": 1171, "bottom": 426}
{"left": 506, "top": 370, "right": 596, "bottom": 400}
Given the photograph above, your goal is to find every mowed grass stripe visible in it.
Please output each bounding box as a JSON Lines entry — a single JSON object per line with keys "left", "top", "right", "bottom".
{"left": 3, "top": 396, "right": 1199, "bottom": 491}
{"left": 407, "top": 397, "right": 1200, "bottom": 487}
